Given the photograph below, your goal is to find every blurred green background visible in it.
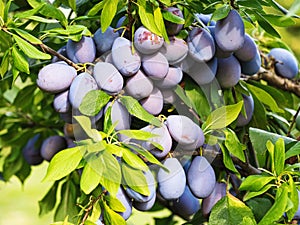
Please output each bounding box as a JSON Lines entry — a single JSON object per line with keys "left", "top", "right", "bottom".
{"left": 1, "top": 1, "right": 300, "bottom": 225}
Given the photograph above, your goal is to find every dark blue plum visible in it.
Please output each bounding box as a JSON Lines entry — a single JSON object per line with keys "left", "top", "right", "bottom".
{"left": 236, "top": 94, "right": 254, "bottom": 127}
{"left": 196, "top": 13, "right": 216, "bottom": 26}
{"left": 187, "top": 156, "right": 216, "bottom": 198}
{"left": 234, "top": 34, "right": 258, "bottom": 62}
{"left": 22, "top": 134, "right": 43, "bottom": 165}
{"left": 142, "top": 52, "right": 169, "bottom": 80}
{"left": 115, "top": 187, "right": 133, "bottom": 220}
{"left": 133, "top": 192, "right": 156, "bottom": 211}
{"left": 214, "top": 9, "right": 245, "bottom": 52}
{"left": 53, "top": 90, "right": 70, "bottom": 113}
{"left": 140, "top": 87, "right": 163, "bottom": 115}
{"left": 216, "top": 55, "right": 241, "bottom": 89}
{"left": 268, "top": 48, "right": 299, "bottom": 79}
{"left": 154, "top": 67, "right": 183, "bottom": 89}
{"left": 240, "top": 50, "right": 261, "bottom": 76}
{"left": 164, "top": 7, "right": 184, "bottom": 36}
{"left": 40, "top": 135, "right": 68, "bottom": 161}
{"left": 51, "top": 46, "right": 68, "bottom": 63}
{"left": 66, "top": 36, "right": 96, "bottom": 63}
{"left": 94, "top": 26, "right": 119, "bottom": 54}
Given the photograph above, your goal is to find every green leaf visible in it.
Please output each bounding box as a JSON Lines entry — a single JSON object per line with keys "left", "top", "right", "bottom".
{"left": 274, "top": 138, "right": 285, "bottom": 175}
{"left": 103, "top": 105, "right": 113, "bottom": 133}
{"left": 211, "top": 4, "right": 231, "bottom": 21}
{"left": 39, "top": 181, "right": 59, "bottom": 216}
{"left": 286, "top": 176, "right": 298, "bottom": 221}
{"left": 54, "top": 180, "right": 79, "bottom": 223}
{"left": 239, "top": 175, "right": 275, "bottom": 192}
{"left": 162, "top": 9, "right": 185, "bottom": 24}
{"left": 39, "top": 3, "right": 68, "bottom": 27}
{"left": 102, "top": 201, "right": 126, "bottom": 225}
{"left": 154, "top": 6, "right": 168, "bottom": 42}
{"left": 252, "top": 11, "right": 281, "bottom": 38}
{"left": 101, "top": 0, "right": 119, "bottom": 32}
{"left": 12, "top": 28, "right": 42, "bottom": 44}
{"left": 243, "top": 184, "right": 273, "bottom": 202}
{"left": 137, "top": 0, "right": 161, "bottom": 35}
{"left": 266, "top": 140, "right": 275, "bottom": 173}
{"left": 203, "top": 101, "right": 243, "bottom": 131}
{"left": 209, "top": 194, "right": 256, "bottom": 225}
{"left": 236, "top": 0, "right": 263, "bottom": 10}
{"left": 246, "top": 83, "right": 284, "bottom": 113}
{"left": 220, "top": 144, "right": 238, "bottom": 173}
{"left": 119, "top": 95, "right": 161, "bottom": 127}
{"left": 263, "top": 14, "right": 295, "bottom": 27}
{"left": 121, "top": 163, "right": 150, "bottom": 196}
{"left": 174, "top": 84, "right": 193, "bottom": 108}
{"left": 43, "top": 146, "right": 84, "bottom": 182}
{"left": 73, "top": 116, "right": 102, "bottom": 142}
{"left": 104, "top": 195, "right": 126, "bottom": 213}
{"left": 224, "top": 129, "right": 246, "bottom": 162}
{"left": 285, "top": 141, "right": 300, "bottom": 159}
{"left": 246, "top": 198, "right": 273, "bottom": 222}
{"left": 258, "top": 184, "right": 289, "bottom": 225}
{"left": 79, "top": 90, "right": 111, "bottom": 116}
{"left": 88, "top": 1, "right": 105, "bottom": 16}
{"left": 122, "top": 148, "right": 148, "bottom": 171}
{"left": 184, "top": 77, "right": 211, "bottom": 119}
{"left": 0, "top": 49, "right": 10, "bottom": 78}
{"left": 13, "top": 34, "right": 51, "bottom": 60}
{"left": 0, "top": 0, "right": 4, "bottom": 19}
{"left": 68, "top": 0, "right": 76, "bottom": 11}
{"left": 99, "top": 151, "right": 121, "bottom": 196}
{"left": 286, "top": 0, "right": 300, "bottom": 18}
{"left": 88, "top": 201, "right": 101, "bottom": 222}
{"left": 3, "top": 0, "right": 11, "bottom": 22}
{"left": 12, "top": 45, "right": 30, "bottom": 74}
{"left": 248, "top": 92, "right": 268, "bottom": 129}
{"left": 117, "top": 129, "right": 158, "bottom": 140}
{"left": 80, "top": 154, "right": 102, "bottom": 194}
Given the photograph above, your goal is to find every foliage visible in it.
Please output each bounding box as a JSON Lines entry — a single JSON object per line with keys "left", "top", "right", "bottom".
{"left": 1, "top": 0, "right": 300, "bottom": 225}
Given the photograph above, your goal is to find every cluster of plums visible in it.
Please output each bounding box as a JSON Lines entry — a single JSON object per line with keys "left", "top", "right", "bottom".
{"left": 24, "top": 5, "right": 299, "bottom": 223}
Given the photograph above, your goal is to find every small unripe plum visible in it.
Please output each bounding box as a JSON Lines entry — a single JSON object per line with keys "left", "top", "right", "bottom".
{"left": 164, "top": 7, "right": 184, "bottom": 36}
{"left": 240, "top": 50, "right": 261, "bottom": 76}
{"left": 69, "top": 72, "right": 99, "bottom": 109}
{"left": 268, "top": 48, "right": 299, "bottom": 79}
{"left": 134, "top": 26, "right": 164, "bottom": 55}
{"left": 141, "top": 124, "right": 172, "bottom": 159}
{"left": 187, "top": 156, "right": 216, "bottom": 198}
{"left": 93, "top": 62, "right": 124, "bottom": 94}
{"left": 40, "top": 135, "right": 68, "bottom": 161}
{"left": 154, "top": 67, "right": 183, "bottom": 89}
{"left": 170, "top": 185, "right": 200, "bottom": 219}
{"left": 202, "top": 182, "right": 226, "bottom": 217}
{"left": 236, "top": 94, "right": 254, "bottom": 127}
{"left": 157, "top": 158, "right": 186, "bottom": 200}
{"left": 166, "top": 115, "right": 202, "bottom": 145}
{"left": 133, "top": 192, "right": 156, "bottom": 211}
{"left": 188, "top": 27, "right": 215, "bottom": 62}
{"left": 66, "top": 36, "right": 96, "bottom": 63}
{"left": 37, "top": 62, "right": 77, "bottom": 93}
{"left": 234, "top": 34, "right": 258, "bottom": 62}
{"left": 93, "top": 26, "right": 119, "bottom": 54}
{"left": 216, "top": 55, "right": 241, "bottom": 89}
{"left": 140, "top": 88, "right": 163, "bottom": 115}
{"left": 214, "top": 9, "right": 245, "bottom": 52}
{"left": 159, "top": 36, "right": 188, "bottom": 65}
{"left": 53, "top": 90, "right": 70, "bottom": 113}
{"left": 124, "top": 70, "right": 154, "bottom": 100}
{"left": 125, "top": 170, "right": 156, "bottom": 202}
{"left": 142, "top": 52, "right": 169, "bottom": 80}
{"left": 22, "top": 134, "right": 44, "bottom": 165}
{"left": 111, "top": 37, "right": 141, "bottom": 76}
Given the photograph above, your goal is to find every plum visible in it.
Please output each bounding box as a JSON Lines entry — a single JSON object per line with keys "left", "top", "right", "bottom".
{"left": 215, "top": 55, "right": 241, "bottom": 89}
{"left": 125, "top": 170, "right": 156, "bottom": 202}
{"left": 93, "top": 26, "right": 119, "bottom": 54}
{"left": 196, "top": 13, "right": 216, "bottom": 26}
{"left": 142, "top": 52, "right": 169, "bottom": 80}
{"left": 111, "top": 37, "right": 141, "bottom": 76}
{"left": 66, "top": 36, "right": 96, "bottom": 63}
{"left": 202, "top": 182, "right": 226, "bottom": 217}
{"left": 37, "top": 62, "right": 77, "bottom": 93}
{"left": 159, "top": 36, "right": 188, "bottom": 65}
{"left": 236, "top": 94, "right": 254, "bottom": 127}
{"left": 166, "top": 115, "right": 202, "bottom": 145}
{"left": 53, "top": 90, "right": 70, "bottom": 113}
{"left": 141, "top": 123, "right": 172, "bottom": 159}
{"left": 93, "top": 62, "right": 124, "bottom": 94}
{"left": 22, "top": 134, "right": 44, "bottom": 165}
{"left": 177, "top": 125, "right": 205, "bottom": 151}
{"left": 40, "top": 135, "right": 68, "bottom": 161}
{"left": 154, "top": 67, "right": 183, "bottom": 89}
{"left": 161, "top": 89, "right": 177, "bottom": 104}
{"left": 268, "top": 48, "right": 299, "bottom": 79}
{"left": 115, "top": 187, "right": 133, "bottom": 220}
{"left": 124, "top": 70, "right": 154, "bottom": 100}
{"left": 51, "top": 46, "right": 68, "bottom": 63}
{"left": 157, "top": 158, "right": 186, "bottom": 200}
{"left": 164, "top": 7, "right": 184, "bottom": 36}
{"left": 69, "top": 72, "right": 99, "bottom": 109}
{"left": 187, "top": 156, "right": 216, "bottom": 198}
{"left": 134, "top": 26, "right": 164, "bottom": 55}
{"left": 240, "top": 50, "right": 261, "bottom": 76}
{"left": 133, "top": 192, "right": 156, "bottom": 211}
{"left": 170, "top": 185, "right": 200, "bottom": 219}
{"left": 234, "top": 34, "right": 258, "bottom": 62}
{"left": 187, "top": 27, "right": 215, "bottom": 62}
{"left": 140, "top": 88, "right": 163, "bottom": 115}
{"left": 214, "top": 9, "right": 245, "bottom": 52}
{"left": 105, "top": 100, "right": 131, "bottom": 131}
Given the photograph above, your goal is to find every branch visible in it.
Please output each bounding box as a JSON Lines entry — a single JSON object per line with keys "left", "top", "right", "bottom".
{"left": 242, "top": 67, "right": 300, "bottom": 98}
